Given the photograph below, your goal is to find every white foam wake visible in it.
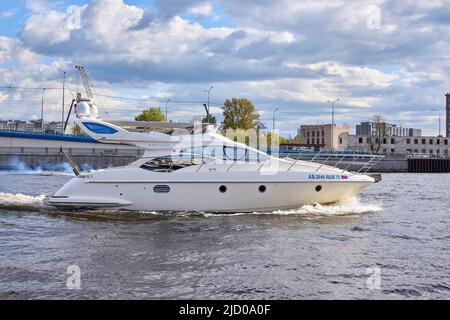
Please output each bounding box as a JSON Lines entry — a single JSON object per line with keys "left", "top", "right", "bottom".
{"left": 272, "top": 197, "right": 382, "bottom": 216}
{"left": 0, "top": 192, "right": 47, "bottom": 211}
{"left": 201, "top": 197, "right": 382, "bottom": 217}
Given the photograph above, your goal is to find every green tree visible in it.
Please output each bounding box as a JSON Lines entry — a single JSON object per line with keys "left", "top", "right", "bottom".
{"left": 265, "top": 132, "right": 289, "bottom": 146}
{"left": 135, "top": 107, "right": 166, "bottom": 122}
{"left": 202, "top": 114, "right": 217, "bottom": 124}
{"left": 71, "top": 124, "right": 82, "bottom": 136}
{"left": 222, "top": 98, "right": 260, "bottom": 130}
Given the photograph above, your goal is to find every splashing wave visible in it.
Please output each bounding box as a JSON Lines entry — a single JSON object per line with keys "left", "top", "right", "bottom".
{"left": 200, "top": 197, "right": 382, "bottom": 217}
{"left": 0, "top": 192, "right": 47, "bottom": 211}
{"left": 272, "top": 197, "right": 382, "bottom": 216}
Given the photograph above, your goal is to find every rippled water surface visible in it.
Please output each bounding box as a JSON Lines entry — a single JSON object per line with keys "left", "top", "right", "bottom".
{"left": 0, "top": 172, "right": 449, "bottom": 299}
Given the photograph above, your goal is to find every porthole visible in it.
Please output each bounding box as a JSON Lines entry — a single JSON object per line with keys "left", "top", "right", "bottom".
{"left": 258, "top": 185, "right": 266, "bottom": 193}
{"left": 315, "top": 185, "right": 322, "bottom": 192}
{"left": 219, "top": 185, "right": 227, "bottom": 193}
{"left": 153, "top": 185, "right": 170, "bottom": 193}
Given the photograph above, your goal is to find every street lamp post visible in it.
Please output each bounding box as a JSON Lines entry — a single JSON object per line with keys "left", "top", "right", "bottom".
{"left": 272, "top": 108, "right": 279, "bottom": 133}
{"left": 327, "top": 99, "right": 339, "bottom": 150}
{"left": 204, "top": 86, "right": 213, "bottom": 115}
{"left": 165, "top": 98, "right": 170, "bottom": 122}
{"left": 62, "top": 72, "right": 65, "bottom": 134}
{"left": 431, "top": 108, "right": 443, "bottom": 157}
{"left": 41, "top": 88, "right": 46, "bottom": 133}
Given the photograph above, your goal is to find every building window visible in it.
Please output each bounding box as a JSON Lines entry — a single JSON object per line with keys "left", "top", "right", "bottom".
{"left": 359, "top": 137, "right": 363, "bottom": 144}
{"left": 429, "top": 149, "right": 433, "bottom": 154}
{"left": 422, "top": 149, "right": 426, "bottom": 153}
{"left": 445, "top": 140, "right": 448, "bottom": 145}
{"left": 322, "top": 138, "right": 325, "bottom": 144}
{"left": 322, "top": 131, "right": 325, "bottom": 136}
{"left": 406, "top": 139, "right": 411, "bottom": 144}
{"left": 307, "top": 138, "right": 310, "bottom": 144}
{"left": 437, "top": 139, "right": 440, "bottom": 145}
{"left": 317, "top": 131, "right": 320, "bottom": 137}
{"left": 414, "top": 139, "right": 418, "bottom": 144}
{"left": 339, "top": 138, "right": 343, "bottom": 144}
{"left": 422, "top": 139, "right": 426, "bottom": 145}
{"left": 317, "top": 138, "right": 320, "bottom": 144}
{"left": 391, "top": 149, "right": 395, "bottom": 154}
{"left": 307, "top": 131, "right": 310, "bottom": 137}
{"left": 383, "top": 138, "right": 387, "bottom": 144}
{"left": 367, "top": 138, "right": 370, "bottom": 143}
{"left": 429, "top": 139, "right": 433, "bottom": 145}
{"left": 391, "top": 138, "right": 395, "bottom": 144}
{"left": 312, "top": 131, "right": 315, "bottom": 137}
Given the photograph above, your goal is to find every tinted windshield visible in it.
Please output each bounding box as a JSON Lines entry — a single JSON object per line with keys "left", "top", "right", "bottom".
{"left": 179, "top": 145, "right": 267, "bottom": 163}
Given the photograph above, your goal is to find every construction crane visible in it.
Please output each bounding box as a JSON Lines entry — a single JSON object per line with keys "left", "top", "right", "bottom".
{"left": 75, "top": 65, "right": 94, "bottom": 102}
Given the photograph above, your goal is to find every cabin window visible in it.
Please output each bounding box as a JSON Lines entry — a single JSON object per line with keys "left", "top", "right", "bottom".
{"left": 83, "top": 122, "right": 118, "bottom": 134}
{"left": 258, "top": 185, "right": 266, "bottom": 193}
{"left": 219, "top": 185, "right": 227, "bottom": 193}
{"left": 180, "top": 145, "right": 267, "bottom": 163}
{"left": 153, "top": 185, "right": 170, "bottom": 193}
{"left": 140, "top": 157, "right": 195, "bottom": 172}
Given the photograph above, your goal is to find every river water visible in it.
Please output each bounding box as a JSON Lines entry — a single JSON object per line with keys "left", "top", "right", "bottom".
{"left": 0, "top": 171, "right": 449, "bottom": 299}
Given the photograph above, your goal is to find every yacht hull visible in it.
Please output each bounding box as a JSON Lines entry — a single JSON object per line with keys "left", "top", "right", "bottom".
{"left": 45, "top": 175, "right": 374, "bottom": 212}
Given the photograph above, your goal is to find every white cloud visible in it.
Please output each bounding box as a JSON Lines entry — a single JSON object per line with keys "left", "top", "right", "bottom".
{"left": 25, "top": 0, "right": 51, "bottom": 13}
{"left": 189, "top": 3, "right": 214, "bottom": 16}
{"left": 0, "top": 10, "right": 17, "bottom": 19}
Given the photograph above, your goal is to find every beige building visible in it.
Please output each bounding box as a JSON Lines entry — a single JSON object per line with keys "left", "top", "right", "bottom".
{"left": 298, "top": 124, "right": 350, "bottom": 151}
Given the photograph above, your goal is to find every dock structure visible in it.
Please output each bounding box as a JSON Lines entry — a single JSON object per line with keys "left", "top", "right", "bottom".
{"left": 408, "top": 158, "right": 450, "bottom": 173}
{"left": 0, "top": 131, "right": 142, "bottom": 170}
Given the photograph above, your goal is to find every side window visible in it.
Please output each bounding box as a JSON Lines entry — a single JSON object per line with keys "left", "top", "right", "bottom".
{"left": 223, "top": 146, "right": 248, "bottom": 161}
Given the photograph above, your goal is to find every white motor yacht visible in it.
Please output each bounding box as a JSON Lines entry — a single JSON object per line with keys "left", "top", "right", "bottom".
{"left": 45, "top": 102, "right": 378, "bottom": 213}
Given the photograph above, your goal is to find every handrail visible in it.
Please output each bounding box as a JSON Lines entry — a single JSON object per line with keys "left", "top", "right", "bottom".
{"left": 286, "top": 159, "right": 298, "bottom": 172}
{"left": 315, "top": 155, "right": 332, "bottom": 172}
{"left": 343, "top": 155, "right": 358, "bottom": 172}
{"left": 257, "top": 159, "right": 268, "bottom": 171}
{"left": 287, "top": 152, "right": 384, "bottom": 174}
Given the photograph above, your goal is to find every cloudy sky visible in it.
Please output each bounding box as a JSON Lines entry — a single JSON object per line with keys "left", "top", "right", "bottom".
{"left": 0, "top": 0, "right": 449, "bottom": 136}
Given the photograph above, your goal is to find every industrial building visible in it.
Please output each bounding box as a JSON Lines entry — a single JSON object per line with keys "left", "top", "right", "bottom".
{"left": 297, "top": 124, "right": 350, "bottom": 151}
{"left": 298, "top": 120, "right": 450, "bottom": 156}
{"left": 446, "top": 93, "right": 450, "bottom": 138}
{"left": 346, "top": 134, "right": 449, "bottom": 156}
{"left": 356, "top": 121, "right": 421, "bottom": 137}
